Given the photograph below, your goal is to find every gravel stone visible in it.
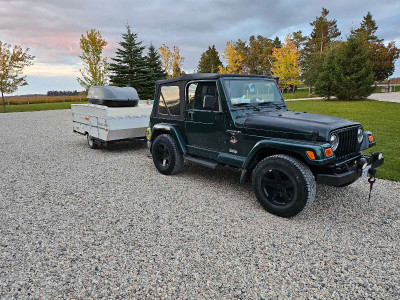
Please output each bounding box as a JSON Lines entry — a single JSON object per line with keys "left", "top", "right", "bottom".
{"left": 0, "top": 109, "right": 399, "bottom": 298}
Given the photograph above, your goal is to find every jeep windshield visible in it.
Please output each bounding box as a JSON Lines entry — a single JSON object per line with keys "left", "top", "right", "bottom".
{"left": 222, "top": 78, "right": 284, "bottom": 107}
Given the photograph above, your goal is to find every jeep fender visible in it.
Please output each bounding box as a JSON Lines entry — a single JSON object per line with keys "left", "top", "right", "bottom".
{"left": 242, "top": 138, "right": 334, "bottom": 169}
{"left": 151, "top": 123, "right": 187, "bottom": 154}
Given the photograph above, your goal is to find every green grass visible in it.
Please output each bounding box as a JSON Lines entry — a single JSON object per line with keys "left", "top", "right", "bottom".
{"left": 286, "top": 100, "right": 400, "bottom": 181}
{"left": 282, "top": 88, "right": 318, "bottom": 100}
{"left": 0, "top": 101, "right": 89, "bottom": 113}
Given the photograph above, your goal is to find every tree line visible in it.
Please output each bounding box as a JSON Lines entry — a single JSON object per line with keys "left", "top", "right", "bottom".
{"left": 77, "top": 9, "right": 399, "bottom": 101}
{"left": 47, "top": 90, "right": 79, "bottom": 96}
{"left": 196, "top": 9, "right": 399, "bottom": 100}
{"left": 1, "top": 8, "right": 398, "bottom": 111}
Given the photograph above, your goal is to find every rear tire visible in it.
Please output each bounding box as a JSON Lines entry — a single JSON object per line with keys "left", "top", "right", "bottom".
{"left": 252, "top": 154, "right": 316, "bottom": 218}
{"left": 152, "top": 134, "right": 183, "bottom": 175}
{"left": 87, "top": 134, "right": 98, "bottom": 149}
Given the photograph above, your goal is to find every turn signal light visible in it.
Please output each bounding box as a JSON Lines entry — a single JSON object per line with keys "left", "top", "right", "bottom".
{"left": 325, "top": 148, "right": 333, "bottom": 157}
{"left": 84, "top": 117, "right": 89, "bottom": 120}
{"left": 306, "top": 151, "right": 315, "bottom": 160}
{"left": 105, "top": 128, "right": 108, "bottom": 131}
{"left": 368, "top": 135, "right": 374, "bottom": 142}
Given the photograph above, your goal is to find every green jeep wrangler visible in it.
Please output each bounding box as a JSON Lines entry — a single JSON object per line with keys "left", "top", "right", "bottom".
{"left": 146, "top": 74, "right": 384, "bottom": 217}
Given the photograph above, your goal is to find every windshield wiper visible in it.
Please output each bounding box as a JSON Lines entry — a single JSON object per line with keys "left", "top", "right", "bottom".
{"left": 257, "top": 101, "right": 284, "bottom": 110}
{"left": 233, "top": 103, "right": 260, "bottom": 111}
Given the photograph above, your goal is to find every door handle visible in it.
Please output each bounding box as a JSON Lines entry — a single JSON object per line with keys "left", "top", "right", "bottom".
{"left": 188, "top": 111, "right": 194, "bottom": 120}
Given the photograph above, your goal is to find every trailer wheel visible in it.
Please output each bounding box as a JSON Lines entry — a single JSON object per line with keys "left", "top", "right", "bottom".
{"left": 252, "top": 154, "right": 316, "bottom": 218}
{"left": 152, "top": 134, "right": 183, "bottom": 175}
{"left": 87, "top": 134, "right": 98, "bottom": 149}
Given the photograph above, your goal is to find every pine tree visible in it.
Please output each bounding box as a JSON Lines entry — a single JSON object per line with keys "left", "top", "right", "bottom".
{"left": 351, "top": 12, "right": 400, "bottom": 81}
{"left": 145, "top": 43, "right": 167, "bottom": 98}
{"left": 316, "top": 37, "right": 374, "bottom": 100}
{"left": 109, "top": 24, "right": 151, "bottom": 99}
{"left": 302, "top": 8, "right": 341, "bottom": 90}
{"left": 197, "top": 45, "right": 222, "bottom": 73}
{"left": 351, "top": 12, "right": 381, "bottom": 43}
{"left": 272, "top": 36, "right": 282, "bottom": 49}
{"left": 315, "top": 47, "right": 338, "bottom": 99}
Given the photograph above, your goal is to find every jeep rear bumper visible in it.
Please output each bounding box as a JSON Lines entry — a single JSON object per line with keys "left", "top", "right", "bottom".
{"left": 316, "top": 153, "right": 384, "bottom": 187}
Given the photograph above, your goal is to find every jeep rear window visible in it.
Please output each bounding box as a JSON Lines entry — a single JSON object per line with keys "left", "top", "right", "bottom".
{"left": 222, "top": 78, "right": 283, "bottom": 106}
{"left": 158, "top": 85, "right": 180, "bottom": 116}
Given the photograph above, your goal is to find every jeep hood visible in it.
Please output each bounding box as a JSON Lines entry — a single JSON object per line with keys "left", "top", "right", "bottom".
{"left": 235, "top": 110, "right": 360, "bottom": 141}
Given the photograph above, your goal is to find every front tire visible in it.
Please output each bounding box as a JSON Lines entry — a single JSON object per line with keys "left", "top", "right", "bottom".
{"left": 252, "top": 154, "right": 316, "bottom": 218}
{"left": 152, "top": 134, "right": 183, "bottom": 175}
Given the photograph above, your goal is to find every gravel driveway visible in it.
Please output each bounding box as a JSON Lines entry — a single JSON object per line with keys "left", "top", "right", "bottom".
{"left": 1, "top": 110, "right": 399, "bottom": 299}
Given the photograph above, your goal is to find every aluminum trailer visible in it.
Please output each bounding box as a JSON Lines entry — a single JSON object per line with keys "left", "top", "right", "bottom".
{"left": 72, "top": 103, "right": 153, "bottom": 148}
{"left": 72, "top": 86, "right": 153, "bottom": 148}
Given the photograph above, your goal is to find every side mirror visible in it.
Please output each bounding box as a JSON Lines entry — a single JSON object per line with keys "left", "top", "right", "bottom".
{"left": 203, "top": 95, "right": 217, "bottom": 110}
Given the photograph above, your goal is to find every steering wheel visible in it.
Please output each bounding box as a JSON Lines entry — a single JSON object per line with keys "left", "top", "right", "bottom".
{"left": 250, "top": 97, "right": 262, "bottom": 103}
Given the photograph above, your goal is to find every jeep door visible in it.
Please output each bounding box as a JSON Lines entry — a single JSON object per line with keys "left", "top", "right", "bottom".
{"left": 185, "top": 81, "right": 226, "bottom": 157}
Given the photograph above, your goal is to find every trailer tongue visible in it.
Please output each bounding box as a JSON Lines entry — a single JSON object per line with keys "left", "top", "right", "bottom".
{"left": 72, "top": 86, "right": 153, "bottom": 148}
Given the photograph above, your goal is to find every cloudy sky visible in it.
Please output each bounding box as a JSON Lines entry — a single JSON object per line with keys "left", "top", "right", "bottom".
{"left": 1, "top": 0, "right": 399, "bottom": 95}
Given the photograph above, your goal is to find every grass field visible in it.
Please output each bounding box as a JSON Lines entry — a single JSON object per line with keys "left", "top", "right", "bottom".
{"left": 3, "top": 95, "right": 86, "bottom": 105}
{"left": 0, "top": 102, "right": 88, "bottom": 113}
{"left": 286, "top": 100, "right": 400, "bottom": 182}
{"left": 282, "top": 88, "right": 318, "bottom": 99}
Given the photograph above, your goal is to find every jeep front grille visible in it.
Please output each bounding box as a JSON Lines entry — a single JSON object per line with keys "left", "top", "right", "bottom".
{"left": 333, "top": 127, "right": 359, "bottom": 158}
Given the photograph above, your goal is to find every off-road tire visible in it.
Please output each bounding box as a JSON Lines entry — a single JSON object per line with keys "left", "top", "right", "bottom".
{"left": 152, "top": 134, "right": 183, "bottom": 175}
{"left": 87, "top": 134, "right": 98, "bottom": 149}
{"left": 252, "top": 154, "right": 316, "bottom": 218}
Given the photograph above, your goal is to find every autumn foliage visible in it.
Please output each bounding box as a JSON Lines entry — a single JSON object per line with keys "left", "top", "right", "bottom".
{"left": 271, "top": 34, "right": 302, "bottom": 92}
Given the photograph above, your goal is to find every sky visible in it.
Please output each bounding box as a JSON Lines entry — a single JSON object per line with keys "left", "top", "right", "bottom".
{"left": 1, "top": 0, "right": 399, "bottom": 95}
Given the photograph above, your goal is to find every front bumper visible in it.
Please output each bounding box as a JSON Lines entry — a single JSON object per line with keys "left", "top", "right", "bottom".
{"left": 316, "top": 153, "right": 384, "bottom": 186}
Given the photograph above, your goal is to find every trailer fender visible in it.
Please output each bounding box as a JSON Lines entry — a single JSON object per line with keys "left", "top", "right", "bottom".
{"left": 151, "top": 123, "right": 187, "bottom": 154}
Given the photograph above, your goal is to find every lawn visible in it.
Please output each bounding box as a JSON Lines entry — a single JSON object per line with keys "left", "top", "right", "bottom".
{"left": 286, "top": 100, "right": 400, "bottom": 182}
{"left": 282, "top": 88, "right": 318, "bottom": 100}
{"left": 0, "top": 101, "right": 89, "bottom": 113}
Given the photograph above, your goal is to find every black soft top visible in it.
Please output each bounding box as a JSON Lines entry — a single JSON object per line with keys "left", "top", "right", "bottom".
{"left": 156, "top": 73, "right": 274, "bottom": 85}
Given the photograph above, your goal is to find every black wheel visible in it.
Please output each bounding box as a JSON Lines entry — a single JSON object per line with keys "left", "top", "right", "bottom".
{"left": 252, "top": 154, "right": 316, "bottom": 218}
{"left": 152, "top": 134, "right": 183, "bottom": 175}
{"left": 87, "top": 134, "right": 98, "bottom": 149}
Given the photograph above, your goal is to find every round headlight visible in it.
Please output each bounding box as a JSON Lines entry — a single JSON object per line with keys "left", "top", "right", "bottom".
{"left": 357, "top": 127, "right": 363, "bottom": 143}
{"left": 330, "top": 134, "right": 339, "bottom": 151}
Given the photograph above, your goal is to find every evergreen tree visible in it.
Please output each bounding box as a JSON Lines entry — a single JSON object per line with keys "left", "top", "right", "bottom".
{"left": 247, "top": 36, "right": 274, "bottom": 75}
{"left": 109, "top": 24, "right": 151, "bottom": 99}
{"left": 316, "top": 37, "right": 374, "bottom": 100}
{"left": 351, "top": 12, "right": 381, "bottom": 43}
{"left": 272, "top": 36, "right": 282, "bottom": 48}
{"left": 197, "top": 45, "right": 222, "bottom": 73}
{"left": 145, "top": 43, "right": 167, "bottom": 97}
{"left": 302, "top": 8, "right": 341, "bottom": 90}
{"left": 352, "top": 12, "right": 400, "bottom": 81}
{"left": 315, "top": 47, "right": 338, "bottom": 99}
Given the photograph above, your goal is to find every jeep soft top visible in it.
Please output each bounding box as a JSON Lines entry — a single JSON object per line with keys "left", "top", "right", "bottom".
{"left": 146, "top": 73, "right": 384, "bottom": 217}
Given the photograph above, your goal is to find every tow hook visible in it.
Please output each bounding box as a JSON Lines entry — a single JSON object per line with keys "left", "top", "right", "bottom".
{"left": 367, "top": 168, "right": 377, "bottom": 202}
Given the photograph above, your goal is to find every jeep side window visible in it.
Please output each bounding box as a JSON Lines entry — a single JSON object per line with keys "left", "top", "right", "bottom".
{"left": 187, "top": 82, "right": 219, "bottom": 111}
{"left": 158, "top": 85, "right": 180, "bottom": 116}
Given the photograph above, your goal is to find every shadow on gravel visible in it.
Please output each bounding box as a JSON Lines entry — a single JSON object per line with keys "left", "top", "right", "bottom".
{"left": 176, "top": 161, "right": 376, "bottom": 221}
{"left": 101, "top": 139, "right": 148, "bottom": 152}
